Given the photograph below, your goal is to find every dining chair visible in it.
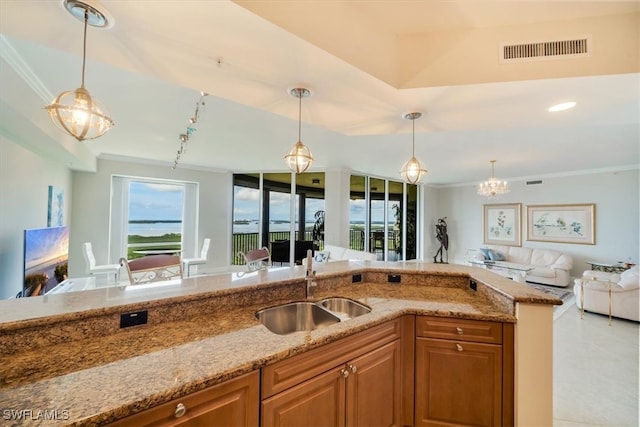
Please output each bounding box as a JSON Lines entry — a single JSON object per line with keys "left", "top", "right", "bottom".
{"left": 182, "top": 238, "right": 211, "bottom": 277}
{"left": 238, "top": 247, "right": 271, "bottom": 271}
{"left": 82, "top": 242, "right": 120, "bottom": 282}
{"left": 120, "top": 254, "right": 182, "bottom": 285}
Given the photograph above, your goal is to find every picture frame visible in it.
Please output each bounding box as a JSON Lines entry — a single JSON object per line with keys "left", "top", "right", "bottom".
{"left": 47, "top": 185, "right": 64, "bottom": 227}
{"left": 483, "top": 203, "right": 522, "bottom": 246}
{"left": 526, "top": 204, "right": 595, "bottom": 245}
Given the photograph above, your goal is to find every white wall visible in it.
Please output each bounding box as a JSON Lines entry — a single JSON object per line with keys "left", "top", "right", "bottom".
{"left": 426, "top": 169, "right": 640, "bottom": 278}
{"left": 0, "top": 136, "right": 72, "bottom": 299}
{"left": 69, "top": 158, "right": 231, "bottom": 278}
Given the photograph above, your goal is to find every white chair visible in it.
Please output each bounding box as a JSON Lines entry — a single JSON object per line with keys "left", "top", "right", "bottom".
{"left": 82, "top": 242, "right": 120, "bottom": 282}
{"left": 182, "top": 238, "right": 211, "bottom": 277}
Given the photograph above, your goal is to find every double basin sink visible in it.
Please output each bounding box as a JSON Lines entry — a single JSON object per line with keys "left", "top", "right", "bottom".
{"left": 256, "top": 297, "right": 371, "bottom": 335}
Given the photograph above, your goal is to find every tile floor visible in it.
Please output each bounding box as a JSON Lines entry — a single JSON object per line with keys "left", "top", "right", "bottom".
{"left": 553, "top": 302, "right": 639, "bottom": 427}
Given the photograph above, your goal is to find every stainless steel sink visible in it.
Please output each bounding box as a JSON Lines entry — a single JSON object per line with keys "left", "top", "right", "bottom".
{"left": 256, "top": 302, "right": 340, "bottom": 335}
{"left": 318, "top": 297, "right": 372, "bottom": 319}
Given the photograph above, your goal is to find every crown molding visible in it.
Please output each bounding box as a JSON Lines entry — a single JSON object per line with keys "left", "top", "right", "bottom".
{"left": 0, "top": 35, "right": 53, "bottom": 103}
{"left": 441, "top": 164, "right": 640, "bottom": 189}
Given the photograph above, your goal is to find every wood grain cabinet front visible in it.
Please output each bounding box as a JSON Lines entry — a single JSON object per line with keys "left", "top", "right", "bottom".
{"left": 414, "top": 316, "right": 514, "bottom": 427}
{"left": 261, "top": 319, "right": 404, "bottom": 427}
{"left": 106, "top": 371, "right": 259, "bottom": 427}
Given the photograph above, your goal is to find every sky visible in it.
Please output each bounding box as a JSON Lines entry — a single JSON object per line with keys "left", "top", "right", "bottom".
{"left": 126, "top": 181, "right": 397, "bottom": 225}
{"left": 128, "top": 182, "right": 184, "bottom": 221}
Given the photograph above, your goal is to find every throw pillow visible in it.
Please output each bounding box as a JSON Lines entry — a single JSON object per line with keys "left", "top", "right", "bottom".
{"left": 487, "top": 249, "right": 506, "bottom": 261}
{"left": 314, "top": 251, "right": 330, "bottom": 263}
{"left": 478, "top": 248, "right": 491, "bottom": 260}
{"left": 619, "top": 266, "right": 639, "bottom": 289}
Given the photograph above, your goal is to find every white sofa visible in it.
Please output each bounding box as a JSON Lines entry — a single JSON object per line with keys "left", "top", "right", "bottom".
{"left": 474, "top": 244, "right": 573, "bottom": 287}
{"left": 573, "top": 267, "right": 639, "bottom": 322}
{"left": 319, "top": 245, "right": 377, "bottom": 262}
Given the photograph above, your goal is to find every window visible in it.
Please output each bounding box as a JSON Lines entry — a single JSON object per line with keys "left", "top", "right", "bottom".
{"left": 232, "top": 172, "right": 325, "bottom": 265}
{"left": 110, "top": 176, "right": 198, "bottom": 263}
{"left": 350, "top": 174, "right": 420, "bottom": 261}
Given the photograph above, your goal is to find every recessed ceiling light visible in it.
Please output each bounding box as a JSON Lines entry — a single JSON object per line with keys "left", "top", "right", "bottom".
{"left": 548, "top": 101, "right": 576, "bottom": 112}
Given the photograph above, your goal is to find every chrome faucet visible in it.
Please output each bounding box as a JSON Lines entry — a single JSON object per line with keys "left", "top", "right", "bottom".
{"left": 305, "top": 269, "right": 317, "bottom": 299}
{"left": 305, "top": 249, "right": 316, "bottom": 299}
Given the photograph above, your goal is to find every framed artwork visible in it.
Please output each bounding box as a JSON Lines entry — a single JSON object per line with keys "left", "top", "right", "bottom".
{"left": 47, "top": 185, "right": 64, "bottom": 227}
{"left": 527, "top": 204, "right": 595, "bottom": 244}
{"left": 483, "top": 203, "right": 522, "bottom": 246}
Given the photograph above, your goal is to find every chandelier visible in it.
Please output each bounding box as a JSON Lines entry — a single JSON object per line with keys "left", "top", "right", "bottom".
{"left": 45, "top": 0, "right": 113, "bottom": 141}
{"left": 284, "top": 87, "right": 314, "bottom": 174}
{"left": 477, "top": 160, "right": 510, "bottom": 197}
{"left": 400, "top": 112, "right": 428, "bottom": 185}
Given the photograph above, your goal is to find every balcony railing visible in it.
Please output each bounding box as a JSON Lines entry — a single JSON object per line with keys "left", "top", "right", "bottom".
{"left": 232, "top": 229, "right": 400, "bottom": 264}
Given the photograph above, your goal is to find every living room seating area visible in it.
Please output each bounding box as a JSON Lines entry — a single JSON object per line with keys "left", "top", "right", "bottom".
{"left": 574, "top": 266, "right": 639, "bottom": 322}
{"left": 474, "top": 244, "right": 573, "bottom": 287}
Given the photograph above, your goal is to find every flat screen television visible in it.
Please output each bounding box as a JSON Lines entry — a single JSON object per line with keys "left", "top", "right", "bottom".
{"left": 23, "top": 226, "right": 70, "bottom": 297}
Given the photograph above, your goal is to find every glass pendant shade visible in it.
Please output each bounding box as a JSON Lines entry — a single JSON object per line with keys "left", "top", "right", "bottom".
{"left": 477, "top": 160, "right": 510, "bottom": 197}
{"left": 400, "top": 112, "right": 427, "bottom": 184}
{"left": 285, "top": 87, "right": 313, "bottom": 173}
{"left": 46, "top": 1, "right": 113, "bottom": 141}
{"left": 400, "top": 156, "right": 427, "bottom": 185}
{"left": 285, "top": 140, "right": 313, "bottom": 174}
{"left": 46, "top": 87, "right": 113, "bottom": 141}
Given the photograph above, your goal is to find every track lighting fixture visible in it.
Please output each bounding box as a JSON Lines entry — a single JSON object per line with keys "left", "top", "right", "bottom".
{"left": 172, "top": 92, "right": 208, "bottom": 169}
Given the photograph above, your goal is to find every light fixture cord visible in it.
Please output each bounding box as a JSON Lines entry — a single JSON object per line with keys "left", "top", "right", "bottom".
{"left": 80, "top": 8, "right": 88, "bottom": 88}
{"left": 297, "top": 90, "right": 302, "bottom": 142}
{"left": 412, "top": 118, "right": 416, "bottom": 156}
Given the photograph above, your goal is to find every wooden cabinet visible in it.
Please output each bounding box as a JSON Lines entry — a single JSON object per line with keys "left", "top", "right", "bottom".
{"left": 261, "top": 319, "right": 404, "bottom": 427}
{"left": 107, "top": 371, "right": 259, "bottom": 427}
{"left": 414, "top": 316, "right": 513, "bottom": 427}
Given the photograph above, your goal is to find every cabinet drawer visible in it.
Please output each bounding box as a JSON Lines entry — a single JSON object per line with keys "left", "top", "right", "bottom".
{"left": 262, "top": 318, "right": 402, "bottom": 398}
{"left": 416, "top": 316, "right": 502, "bottom": 344}
{"left": 107, "top": 371, "right": 259, "bottom": 427}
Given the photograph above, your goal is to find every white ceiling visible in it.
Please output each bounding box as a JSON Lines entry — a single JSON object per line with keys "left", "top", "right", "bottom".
{"left": 0, "top": 0, "right": 638, "bottom": 185}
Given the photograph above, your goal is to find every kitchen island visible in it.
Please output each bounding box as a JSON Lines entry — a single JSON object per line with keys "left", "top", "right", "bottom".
{"left": 0, "top": 261, "right": 559, "bottom": 426}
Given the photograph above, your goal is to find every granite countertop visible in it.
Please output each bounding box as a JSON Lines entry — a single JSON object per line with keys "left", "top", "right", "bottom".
{"left": 0, "top": 261, "right": 560, "bottom": 426}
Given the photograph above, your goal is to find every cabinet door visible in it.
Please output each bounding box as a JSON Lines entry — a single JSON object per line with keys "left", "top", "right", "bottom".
{"left": 346, "top": 339, "right": 402, "bottom": 427}
{"left": 415, "top": 338, "right": 502, "bottom": 427}
{"left": 262, "top": 366, "right": 346, "bottom": 427}
{"left": 107, "top": 371, "right": 259, "bottom": 427}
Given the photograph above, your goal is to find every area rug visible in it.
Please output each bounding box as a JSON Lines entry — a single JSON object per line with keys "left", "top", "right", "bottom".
{"left": 526, "top": 282, "right": 576, "bottom": 319}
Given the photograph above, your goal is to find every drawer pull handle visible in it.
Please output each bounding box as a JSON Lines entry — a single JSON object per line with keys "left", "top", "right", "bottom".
{"left": 348, "top": 364, "right": 358, "bottom": 374}
{"left": 456, "top": 344, "right": 464, "bottom": 352}
{"left": 456, "top": 327, "right": 464, "bottom": 335}
{"left": 174, "top": 403, "right": 187, "bottom": 418}
{"left": 340, "top": 368, "right": 350, "bottom": 378}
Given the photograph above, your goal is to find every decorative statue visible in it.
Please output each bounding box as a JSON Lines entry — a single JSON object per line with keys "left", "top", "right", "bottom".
{"left": 434, "top": 217, "right": 448, "bottom": 263}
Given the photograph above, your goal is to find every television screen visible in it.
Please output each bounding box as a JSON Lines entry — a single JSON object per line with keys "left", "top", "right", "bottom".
{"left": 23, "top": 226, "right": 69, "bottom": 297}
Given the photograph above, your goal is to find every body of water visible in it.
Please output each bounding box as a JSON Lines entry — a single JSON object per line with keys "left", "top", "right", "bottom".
{"left": 129, "top": 222, "right": 182, "bottom": 237}
{"left": 129, "top": 220, "right": 394, "bottom": 237}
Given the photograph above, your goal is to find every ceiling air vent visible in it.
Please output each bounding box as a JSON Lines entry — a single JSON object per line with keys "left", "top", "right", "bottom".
{"left": 526, "top": 180, "right": 543, "bottom": 185}
{"left": 501, "top": 37, "right": 590, "bottom": 63}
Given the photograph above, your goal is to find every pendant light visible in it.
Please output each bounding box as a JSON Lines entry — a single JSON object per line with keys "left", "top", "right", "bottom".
{"left": 284, "top": 87, "right": 313, "bottom": 174}
{"left": 45, "top": 0, "right": 114, "bottom": 141}
{"left": 477, "top": 160, "right": 510, "bottom": 197}
{"left": 400, "top": 112, "right": 428, "bottom": 184}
